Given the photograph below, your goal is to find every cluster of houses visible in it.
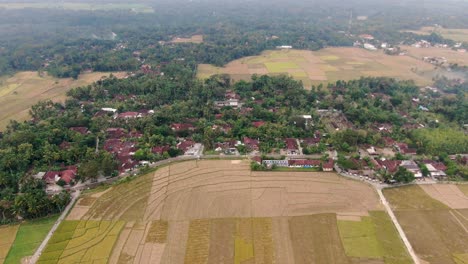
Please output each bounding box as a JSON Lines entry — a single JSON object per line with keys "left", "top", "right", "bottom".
{"left": 257, "top": 158, "right": 334, "bottom": 171}
{"left": 94, "top": 107, "right": 154, "bottom": 120}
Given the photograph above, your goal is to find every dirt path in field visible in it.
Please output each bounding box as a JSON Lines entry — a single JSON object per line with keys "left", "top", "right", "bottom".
{"left": 29, "top": 190, "right": 80, "bottom": 264}
{"left": 377, "top": 188, "right": 420, "bottom": 264}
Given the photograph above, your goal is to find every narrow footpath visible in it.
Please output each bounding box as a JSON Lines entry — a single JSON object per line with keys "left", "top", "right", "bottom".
{"left": 29, "top": 190, "right": 81, "bottom": 264}
{"left": 376, "top": 188, "right": 421, "bottom": 264}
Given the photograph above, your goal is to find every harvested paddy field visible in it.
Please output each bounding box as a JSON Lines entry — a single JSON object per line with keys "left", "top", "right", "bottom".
{"left": 197, "top": 48, "right": 437, "bottom": 88}
{"left": 384, "top": 184, "right": 468, "bottom": 264}
{"left": 0, "top": 71, "right": 127, "bottom": 130}
{"left": 0, "top": 225, "right": 18, "bottom": 264}
{"left": 402, "top": 45, "right": 468, "bottom": 67}
{"left": 52, "top": 160, "right": 413, "bottom": 264}
{"left": 403, "top": 27, "right": 468, "bottom": 42}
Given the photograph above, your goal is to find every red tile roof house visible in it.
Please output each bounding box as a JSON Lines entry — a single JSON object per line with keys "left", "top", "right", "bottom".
{"left": 251, "top": 156, "right": 262, "bottom": 164}
{"left": 252, "top": 121, "right": 266, "bottom": 128}
{"left": 285, "top": 138, "right": 299, "bottom": 155}
{"left": 323, "top": 159, "right": 334, "bottom": 171}
{"left": 214, "top": 141, "right": 237, "bottom": 152}
{"left": 171, "top": 123, "right": 196, "bottom": 132}
{"left": 152, "top": 145, "right": 171, "bottom": 155}
{"left": 177, "top": 140, "right": 195, "bottom": 152}
{"left": 106, "top": 128, "right": 126, "bottom": 139}
{"left": 69, "top": 127, "right": 89, "bottom": 135}
{"left": 243, "top": 137, "right": 260, "bottom": 151}
{"left": 394, "top": 142, "right": 417, "bottom": 155}
{"left": 43, "top": 167, "right": 77, "bottom": 185}
{"left": 377, "top": 160, "right": 402, "bottom": 174}
{"left": 382, "top": 137, "right": 396, "bottom": 147}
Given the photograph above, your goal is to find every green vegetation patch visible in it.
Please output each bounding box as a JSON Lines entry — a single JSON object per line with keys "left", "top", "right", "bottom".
{"left": 264, "top": 62, "right": 300, "bottom": 73}
{"left": 338, "top": 216, "right": 382, "bottom": 258}
{"left": 412, "top": 128, "right": 468, "bottom": 156}
{"left": 383, "top": 185, "right": 450, "bottom": 211}
{"left": 5, "top": 215, "right": 58, "bottom": 264}
{"left": 338, "top": 211, "right": 412, "bottom": 263}
{"left": 371, "top": 211, "right": 412, "bottom": 264}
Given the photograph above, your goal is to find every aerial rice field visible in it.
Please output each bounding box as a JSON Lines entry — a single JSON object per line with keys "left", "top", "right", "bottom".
{"left": 3, "top": 215, "right": 58, "bottom": 264}
{"left": 0, "top": 71, "right": 127, "bottom": 130}
{"left": 45, "top": 159, "right": 413, "bottom": 263}
{"left": 403, "top": 27, "right": 468, "bottom": 42}
{"left": 197, "top": 48, "right": 439, "bottom": 89}
{"left": 384, "top": 184, "right": 468, "bottom": 264}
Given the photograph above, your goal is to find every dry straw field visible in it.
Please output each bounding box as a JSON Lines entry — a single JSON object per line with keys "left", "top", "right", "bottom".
{"left": 0, "top": 225, "right": 18, "bottom": 264}
{"left": 44, "top": 160, "right": 412, "bottom": 264}
{"left": 384, "top": 184, "right": 468, "bottom": 264}
{"left": 197, "top": 48, "right": 438, "bottom": 89}
{"left": 0, "top": 71, "right": 127, "bottom": 130}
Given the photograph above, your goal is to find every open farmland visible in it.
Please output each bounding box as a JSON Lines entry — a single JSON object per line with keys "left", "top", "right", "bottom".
{"left": 403, "top": 27, "right": 468, "bottom": 42}
{"left": 402, "top": 45, "right": 468, "bottom": 67}
{"left": 51, "top": 159, "right": 413, "bottom": 264}
{"left": 0, "top": 71, "right": 127, "bottom": 130}
{"left": 170, "top": 35, "right": 204, "bottom": 44}
{"left": 384, "top": 185, "right": 468, "bottom": 264}
{"left": 197, "top": 48, "right": 438, "bottom": 89}
{"left": 0, "top": 225, "right": 18, "bottom": 264}
{"left": 4, "top": 215, "right": 58, "bottom": 264}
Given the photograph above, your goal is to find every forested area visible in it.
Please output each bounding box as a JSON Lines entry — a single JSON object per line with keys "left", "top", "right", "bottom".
{"left": 1, "top": 0, "right": 468, "bottom": 77}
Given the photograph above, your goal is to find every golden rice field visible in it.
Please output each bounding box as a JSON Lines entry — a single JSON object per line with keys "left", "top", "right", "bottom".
{"left": 197, "top": 48, "right": 438, "bottom": 89}
{"left": 0, "top": 71, "right": 127, "bottom": 130}
{"left": 384, "top": 185, "right": 468, "bottom": 264}
{"left": 0, "top": 225, "right": 19, "bottom": 264}
{"left": 45, "top": 159, "right": 413, "bottom": 264}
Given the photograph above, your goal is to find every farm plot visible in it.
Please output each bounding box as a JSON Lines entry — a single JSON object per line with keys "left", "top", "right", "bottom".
{"left": 403, "top": 27, "right": 468, "bottom": 42}
{"left": 403, "top": 45, "right": 468, "bottom": 67}
{"left": 0, "top": 225, "right": 18, "bottom": 264}
{"left": 197, "top": 48, "right": 438, "bottom": 89}
{"left": 38, "top": 220, "right": 125, "bottom": 264}
{"left": 4, "top": 215, "right": 58, "bottom": 264}
{"left": 384, "top": 185, "right": 468, "bottom": 264}
{"left": 0, "top": 71, "right": 127, "bottom": 130}
{"left": 170, "top": 35, "right": 204, "bottom": 44}
{"left": 59, "top": 160, "right": 411, "bottom": 264}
